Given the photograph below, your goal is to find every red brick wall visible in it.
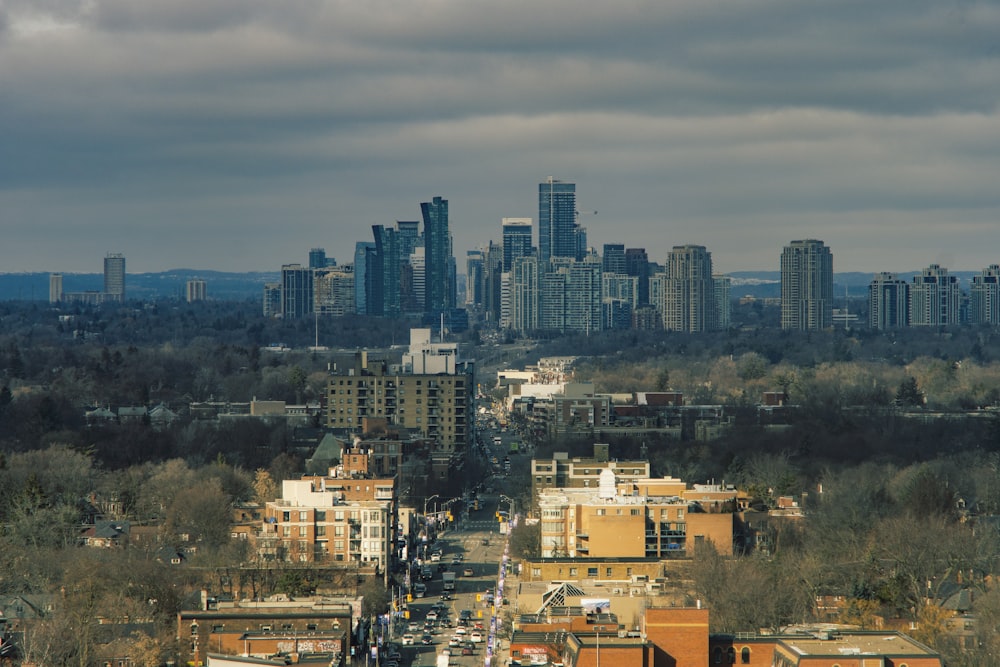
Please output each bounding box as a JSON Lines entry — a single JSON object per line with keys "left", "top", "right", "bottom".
{"left": 642, "top": 608, "right": 709, "bottom": 667}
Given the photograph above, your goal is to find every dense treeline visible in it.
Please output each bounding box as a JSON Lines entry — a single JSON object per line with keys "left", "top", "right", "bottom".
{"left": 2, "top": 300, "right": 1000, "bottom": 664}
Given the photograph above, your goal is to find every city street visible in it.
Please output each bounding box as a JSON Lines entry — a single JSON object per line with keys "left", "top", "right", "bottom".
{"left": 391, "top": 522, "right": 508, "bottom": 667}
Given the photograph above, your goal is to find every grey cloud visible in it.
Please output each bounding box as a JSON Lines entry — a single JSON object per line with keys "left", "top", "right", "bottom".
{"left": 2, "top": 0, "right": 1000, "bottom": 273}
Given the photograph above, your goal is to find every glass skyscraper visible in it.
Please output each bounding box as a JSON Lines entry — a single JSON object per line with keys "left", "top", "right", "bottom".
{"left": 538, "top": 178, "right": 576, "bottom": 264}
{"left": 421, "top": 196, "right": 454, "bottom": 313}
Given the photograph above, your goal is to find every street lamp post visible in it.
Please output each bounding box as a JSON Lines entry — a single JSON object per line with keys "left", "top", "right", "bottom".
{"left": 423, "top": 494, "right": 440, "bottom": 517}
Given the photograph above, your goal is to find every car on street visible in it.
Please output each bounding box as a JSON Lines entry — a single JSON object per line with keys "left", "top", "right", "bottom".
{"left": 462, "top": 567, "right": 475, "bottom": 577}
{"left": 462, "top": 646, "right": 474, "bottom": 656}
{"left": 426, "top": 610, "right": 439, "bottom": 621}
{"left": 421, "top": 635, "right": 434, "bottom": 645}
{"left": 401, "top": 634, "right": 415, "bottom": 646}
{"left": 455, "top": 627, "right": 467, "bottom": 636}
{"left": 448, "top": 638, "right": 461, "bottom": 648}
{"left": 459, "top": 610, "right": 473, "bottom": 621}
{"left": 470, "top": 631, "right": 483, "bottom": 643}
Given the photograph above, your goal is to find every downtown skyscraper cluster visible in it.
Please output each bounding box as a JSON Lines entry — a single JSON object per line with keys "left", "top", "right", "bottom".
{"left": 264, "top": 196, "right": 459, "bottom": 327}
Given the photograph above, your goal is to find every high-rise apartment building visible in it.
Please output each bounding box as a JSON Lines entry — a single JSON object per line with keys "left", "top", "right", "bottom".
{"left": 421, "top": 196, "right": 454, "bottom": 314}
{"left": 407, "top": 247, "right": 426, "bottom": 313}
{"left": 502, "top": 218, "right": 533, "bottom": 272}
{"left": 713, "top": 274, "right": 731, "bottom": 330}
{"left": 602, "top": 244, "right": 626, "bottom": 275}
{"left": 325, "top": 329, "right": 473, "bottom": 453}
{"left": 49, "top": 273, "right": 63, "bottom": 303}
{"left": 104, "top": 253, "right": 126, "bottom": 302}
{"left": 185, "top": 279, "right": 207, "bottom": 303}
{"left": 539, "top": 258, "right": 603, "bottom": 334}
{"left": 780, "top": 240, "right": 833, "bottom": 330}
{"left": 280, "top": 264, "right": 314, "bottom": 319}
{"left": 465, "top": 250, "right": 484, "bottom": 307}
{"left": 314, "top": 266, "right": 355, "bottom": 317}
{"left": 909, "top": 264, "right": 961, "bottom": 326}
{"left": 625, "top": 248, "right": 651, "bottom": 306}
{"left": 509, "top": 256, "right": 540, "bottom": 333}
{"left": 662, "top": 245, "right": 715, "bottom": 332}
{"left": 396, "top": 220, "right": 422, "bottom": 258}
{"left": 970, "top": 265, "right": 1000, "bottom": 325}
{"left": 263, "top": 283, "right": 282, "bottom": 317}
{"left": 308, "top": 248, "right": 328, "bottom": 270}
{"left": 482, "top": 242, "right": 504, "bottom": 325}
{"left": 370, "top": 225, "right": 400, "bottom": 317}
{"left": 868, "top": 272, "right": 909, "bottom": 329}
{"left": 354, "top": 242, "right": 376, "bottom": 315}
{"left": 538, "top": 178, "right": 577, "bottom": 263}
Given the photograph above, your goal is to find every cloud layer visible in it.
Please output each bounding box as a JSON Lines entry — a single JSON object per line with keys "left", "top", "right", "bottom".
{"left": 2, "top": 0, "right": 999, "bottom": 273}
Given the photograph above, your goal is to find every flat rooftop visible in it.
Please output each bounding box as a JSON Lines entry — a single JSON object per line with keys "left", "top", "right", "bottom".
{"left": 780, "top": 633, "right": 936, "bottom": 657}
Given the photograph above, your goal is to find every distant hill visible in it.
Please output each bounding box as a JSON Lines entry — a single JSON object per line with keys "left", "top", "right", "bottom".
{"left": 0, "top": 270, "right": 279, "bottom": 302}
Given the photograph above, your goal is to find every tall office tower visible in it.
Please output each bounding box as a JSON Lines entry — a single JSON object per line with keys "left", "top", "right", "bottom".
{"left": 421, "top": 196, "right": 454, "bottom": 313}
{"left": 466, "top": 250, "right": 485, "bottom": 307}
{"left": 354, "top": 242, "right": 376, "bottom": 315}
{"left": 49, "top": 273, "right": 63, "bottom": 303}
{"left": 538, "top": 177, "right": 577, "bottom": 263}
{"left": 280, "top": 264, "right": 314, "bottom": 318}
{"left": 104, "top": 253, "right": 126, "bottom": 302}
{"left": 970, "top": 265, "right": 1000, "bottom": 325}
{"left": 509, "top": 256, "right": 540, "bottom": 333}
{"left": 309, "top": 248, "right": 328, "bottom": 270}
{"left": 314, "top": 265, "right": 355, "bottom": 317}
{"left": 780, "top": 239, "right": 833, "bottom": 330}
{"left": 186, "top": 279, "right": 207, "bottom": 303}
{"left": 868, "top": 272, "right": 910, "bottom": 329}
{"left": 662, "top": 245, "right": 715, "bottom": 332}
{"left": 502, "top": 218, "right": 533, "bottom": 272}
{"left": 713, "top": 274, "right": 731, "bottom": 330}
{"left": 482, "top": 241, "right": 504, "bottom": 325}
{"left": 262, "top": 283, "right": 282, "bottom": 317}
{"left": 396, "top": 220, "right": 422, "bottom": 257}
{"left": 370, "top": 225, "right": 401, "bottom": 317}
{"left": 625, "top": 248, "right": 651, "bottom": 306}
{"left": 909, "top": 264, "right": 961, "bottom": 326}
{"left": 602, "top": 244, "right": 626, "bottom": 275}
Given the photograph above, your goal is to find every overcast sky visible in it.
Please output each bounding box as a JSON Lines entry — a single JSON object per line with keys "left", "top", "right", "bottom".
{"left": 3, "top": 0, "right": 999, "bottom": 274}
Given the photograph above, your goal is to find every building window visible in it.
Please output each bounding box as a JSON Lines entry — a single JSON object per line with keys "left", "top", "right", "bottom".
{"left": 316, "top": 510, "right": 326, "bottom": 521}
{"left": 569, "top": 568, "right": 578, "bottom": 576}
{"left": 299, "top": 526, "right": 308, "bottom": 536}
{"left": 531, "top": 568, "right": 541, "bottom": 577}
{"left": 677, "top": 509, "right": 684, "bottom": 520}
{"left": 741, "top": 647, "right": 750, "bottom": 664}
{"left": 587, "top": 567, "right": 598, "bottom": 577}
{"left": 606, "top": 567, "right": 613, "bottom": 576}
{"left": 299, "top": 511, "right": 308, "bottom": 521}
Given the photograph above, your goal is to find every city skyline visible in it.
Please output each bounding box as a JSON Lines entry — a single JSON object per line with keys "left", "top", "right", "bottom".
{"left": 3, "top": 1, "right": 1000, "bottom": 273}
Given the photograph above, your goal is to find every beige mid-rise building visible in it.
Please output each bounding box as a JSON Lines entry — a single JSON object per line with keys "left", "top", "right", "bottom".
{"left": 537, "top": 471, "right": 736, "bottom": 559}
